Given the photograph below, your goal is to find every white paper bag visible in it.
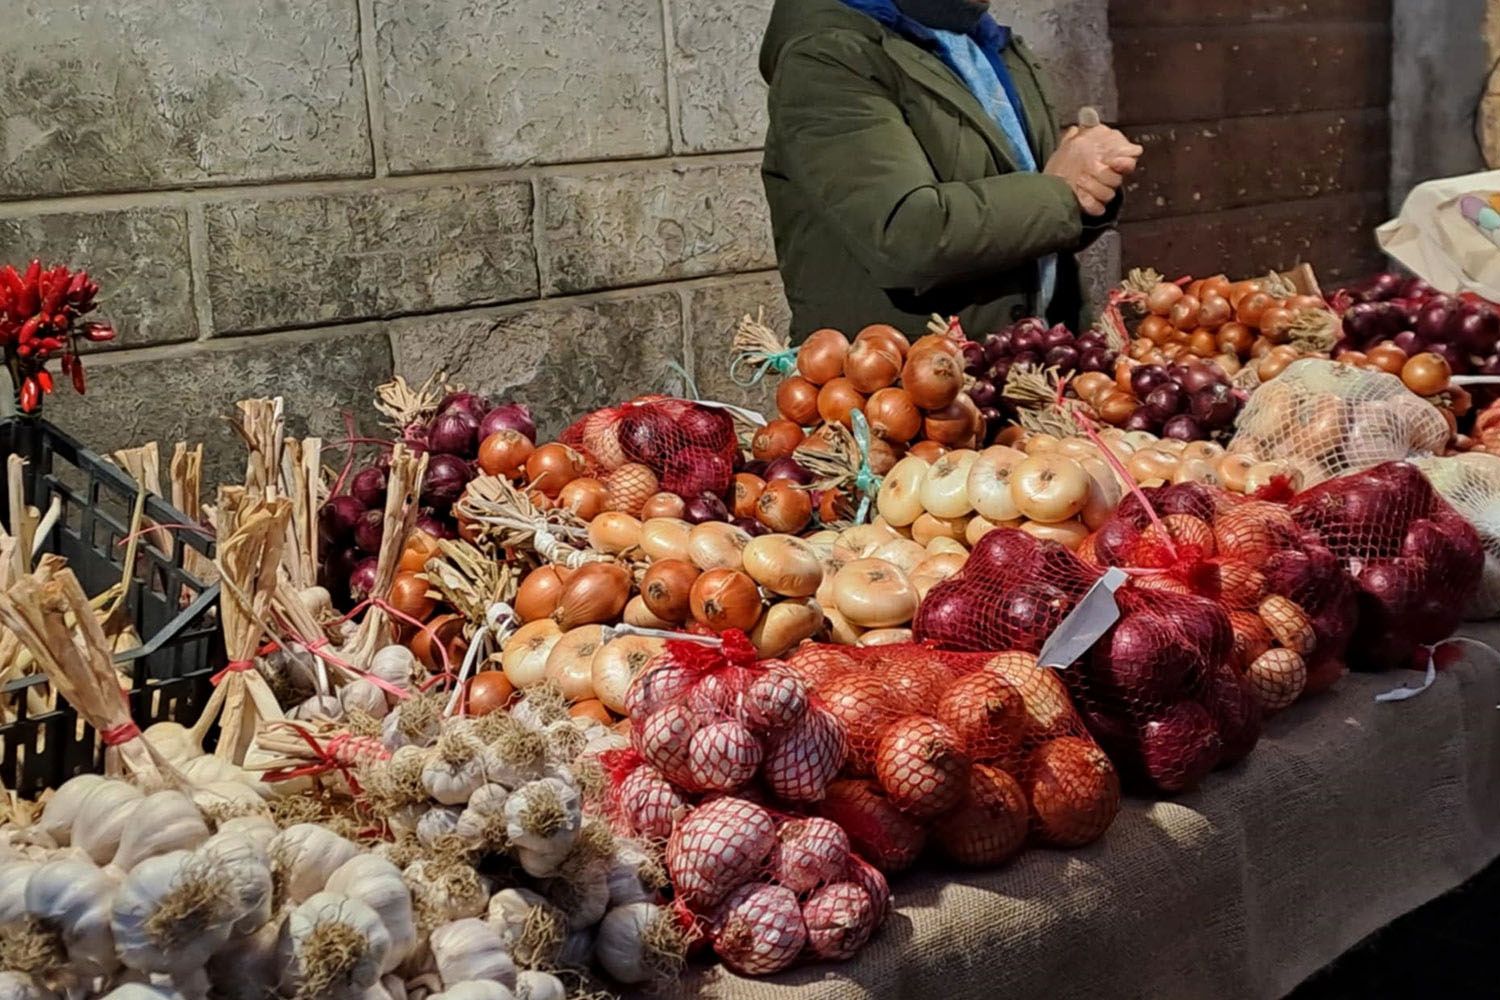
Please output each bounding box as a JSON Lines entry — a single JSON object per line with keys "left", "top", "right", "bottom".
{"left": 1377, "top": 169, "right": 1500, "bottom": 300}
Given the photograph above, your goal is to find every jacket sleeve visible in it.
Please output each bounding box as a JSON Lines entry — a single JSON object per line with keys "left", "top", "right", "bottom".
{"left": 769, "top": 36, "right": 1086, "bottom": 295}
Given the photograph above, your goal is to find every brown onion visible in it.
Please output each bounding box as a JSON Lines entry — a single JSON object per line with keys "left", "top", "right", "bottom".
{"left": 732, "top": 473, "right": 767, "bottom": 519}
{"left": 690, "top": 568, "right": 763, "bottom": 631}
{"left": 545, "top": 625, "right": 606, "bottom": 702}
{"left": 844, "top": 338, "right": 903, "bottom": 393}
{"left": 552, "top": 562, "right": 631, "bottom": 630}
{"left": 817, "top": 377, "right": 866, "bottom": 428}
{"left": 641, "top": 492, "right": 687, "bottom": 520}
{"left": 516, "top": 565, "right": 570, "bottom": 622}
{"left": 639, "top": 518, "right": 693, "bottom": 562}
{"left": 501, "top": 619, "right": 562, "bottom": 688}
{"left": 558, "top": 477, "right": 608, "bottom": 521}
{"left": 865, "top": 387, "right": 922, "bottom": 442}
{"left": 389, "top": 571, "right": 436, "bottom": 623}
{"left": 908, "top": 333, "right": 963, "bottom": 361}
{"left": 909, "top": 440, "right": 949, "bottom": 463}
{"left": 752, "top": 419, "right": 805, "bottom": 462}
{"left": 756, "top": 480, "right": 814, "bottom": 534}
{"left": 477, "top": 430, "right": 534, "bottom": 478}
{"left": 603, "top": 463, "right": 658, "bottom": 515}
{"left": 641, "top": 559, "right": 699, "bottom": 623}
{"left": 797, "top": 329, "right": 850, "bottom": 385}
{"left": 923, "top": 394, "right": 981, "bottom": 445}
{"left": 623, "top": 594, "right": 674, "bottom": 629}
{"left": 777, "top": 376, "right": 821, "bottom": 425}
{"left": 855, "top": 323, "right": 911, "bottom": 358}
{"left": 902, "top": 351, "right": 963, "bottom": 410}
{"left": 588, "top": 512, "right": 642, "bottom": 554}
{"left": 867, "top": 436, "right": 904, "bottom": 475}
{"left": 525, "top": 443, "right": 587, "bottom": 497}
{"left": 687, "top": 521, "right": 751, "bottom": 571}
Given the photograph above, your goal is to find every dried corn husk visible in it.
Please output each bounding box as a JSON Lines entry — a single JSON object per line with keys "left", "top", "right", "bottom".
{"left": 169, "top": 441, "right": 217, "bottom": 587}
{"left": 451, "top": 476, "right": 604, "bottom": 568}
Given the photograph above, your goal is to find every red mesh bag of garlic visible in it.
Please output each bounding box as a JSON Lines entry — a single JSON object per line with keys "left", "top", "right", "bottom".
{"left": 782, "top": 642, "right": 1120, "bottom": 872}
{"left": 1288, "top": 461, "right": 1484, "bottom": 671}
{"left": 913, "top": 526, "right": 1262, "bottom": 795}
{"left": 559, "top": 395, "right": 740, "bottom": 513}
{"left": 600, "top": 630, "right": 889, "bottom": 975}
{"left": 1085, "top": 480, "right": 1359, "bottom": 707}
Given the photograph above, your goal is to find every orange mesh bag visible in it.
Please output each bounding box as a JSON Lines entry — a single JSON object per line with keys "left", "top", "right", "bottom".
{"left": 559, "top": 396, "right": 739, "bottom": 512}
{"left": 1289, "top": 461, "right": 1485, "bottom": 671}
{"left": 783, "top": 642, "right": 1121, "bottom": 871}
{"left": 912, "top": 526, "right": 1260, "bottom": 795}
{"left": 1230, "top": 358, "right": 1450, "bottom": 486}
{"left": 1089, "top": 481, "right": 1360, "bottom": 704}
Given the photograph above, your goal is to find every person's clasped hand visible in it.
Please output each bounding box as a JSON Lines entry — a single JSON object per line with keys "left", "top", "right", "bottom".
{"left": 1043, "top": 125, "right": 1143, "bottom": 217}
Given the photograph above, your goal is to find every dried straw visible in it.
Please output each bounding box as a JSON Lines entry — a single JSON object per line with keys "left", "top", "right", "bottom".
{"left": 231, "top": 397, "right": 286, "bottom": 497}
{"left": 189, "top": 490, "right": 291, "bottom": 763}
{"left": 374, "top": 372, "right": 450, "bottom": 430}
{"left": 343, "top": 444, "right": 427, "bottom": 669}
{"left": 424, "top": 538, "right": 520, "bottom": 627}
{"left": 451, "top": 475, "right": 607, "bottom": 569}
{"left": 279, "top": 436, "right": 324, "bottom": 591}
{"left": 0, "top": 557, "right": 181, "bottom": 786}
{"left": 170, "top": 441, "right": 217, "bottom": 586}
{"left": 793, "top": 423, "right": 863, "bottom": 494}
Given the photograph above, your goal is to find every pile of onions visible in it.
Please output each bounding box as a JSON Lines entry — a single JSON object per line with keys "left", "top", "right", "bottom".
{"left": 966, "top": 317, "right": 1118, "bottom": 444}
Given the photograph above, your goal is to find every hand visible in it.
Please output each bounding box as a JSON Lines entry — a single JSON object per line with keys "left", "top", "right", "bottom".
{"left": 1044, "top": 125, "right": 1143, "bottom": 216}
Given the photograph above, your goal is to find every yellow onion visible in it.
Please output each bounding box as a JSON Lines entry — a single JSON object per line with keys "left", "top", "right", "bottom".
{"left": 875, "top": 456, "right": 929, "bottom": 527}
{"left": 1020, "top": 518, "right": 1089, "bottom": 550}
{"left": 553, "top": 562, "right": 631, "bottom": 630}
{"left": 909, "top": 552, "right": 967, "bottom": 600}
{"left": 690, "top": 569, "right": 763, "bottom": 632}
{"left": 924, "top": 536, "right": 967, "bottom": 557}
{"left": 501, "top": 619, "right": 562, "bottom": 689}
{"left": 919, "top": 449, "right": 978, "bottom": 518}
{"left": 870, "top": 537, "right": 927, "bottom": 575}
{"left": 742, "top": 534, "right": 824, "bottom": 598}
{"left": 824, "top": 606, "right": 864, "bottom": 645}
{"left": 687, "top": 521, "right": 751, "bottom": 572}
{"left": 639, "top": 518, "right": 692, "bottom": 562}
{"left": 545, "top": 625, "right": 606, "bottom": 702}
{"left": 833, "top": 521, "right": 899, "bottom": 561}
{"left": 858, "top": 628, "right": 913, "bottom": 646}
{"left": 623, "top": 594, "right": 673, "bottom": 629}
{"left": 910, "top": 512, "right": 968, "bottom": 546}
{"left": 588, "top": 512, "right": 642, "bottom": 555}
{"left": 1078, "top": 456, "right": 1123, "bottom": 531}
{"left": 640, "top": 559, "right": 699, "bottom": 624}
{"left": 750, "top": 598, "right": 825, "bottom": 657}
{"left": 832, "top": 558, "right": 917, "bottom": 628}
{"left": 591, "top": 634, "right": 666, "bottom": 714}
{"left": 966, "top": 446, "right": 1026, "bottom": 522}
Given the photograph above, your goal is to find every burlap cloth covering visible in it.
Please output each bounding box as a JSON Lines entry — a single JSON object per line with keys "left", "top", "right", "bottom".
{"left": 692, "top": 623, "right": 1500, "bottom": 999}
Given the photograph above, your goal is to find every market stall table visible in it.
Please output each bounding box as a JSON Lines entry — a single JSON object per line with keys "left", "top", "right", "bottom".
{"left": 696, "top": 623, "right": 1500, "bottom": 1000}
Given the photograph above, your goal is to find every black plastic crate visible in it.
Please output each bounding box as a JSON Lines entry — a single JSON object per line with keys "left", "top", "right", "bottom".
{"left": 0, "top": 417, "right": 222, "bottom": 796}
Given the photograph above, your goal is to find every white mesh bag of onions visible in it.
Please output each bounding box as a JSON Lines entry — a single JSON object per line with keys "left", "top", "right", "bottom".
{"left": 1416, "top": 452, "right": 1500, "bottom": 618}
{"left": 1231, "top": 359, "right": 1449, "bottom": 486}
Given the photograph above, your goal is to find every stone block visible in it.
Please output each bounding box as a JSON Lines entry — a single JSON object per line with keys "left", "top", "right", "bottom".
{"left": 372, "top": 0, "right": 670, "bottom": 172}
{"left": 670, "top": 0, "right": 773, "bottom": 153}
{"left": 684, "top": 274, "right": 788, "bottom": 415}
{"left": 0, "top": 1, "right": 370, "bottom": 198}
{"left": 204, "top": 182, "right": 537, "bottom": 334}
{"left": 390, "top": 292, "right": 686, "bottom": 441}
{"left": 44, "top": 329, "right": 394, "bottom": 490}
{"left": 539, "top": 161, "right": 775, "bottom": 295}
{"left": 0, "top": 207, "right": 196, "bottom": 350}
{"left": 1010, "top": 0, "right": 1117, "bottom": 122}
{"left": 1077, "top": 231, "right": 1121, "bottom": 327}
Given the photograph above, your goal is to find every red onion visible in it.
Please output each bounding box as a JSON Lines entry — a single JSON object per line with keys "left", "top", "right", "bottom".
{"left": 1044, "top": 345, "right": 1080, "bottom": 371}
{"left": 1262, "top": 549, "right": 1316, "bottom": 598}
{"left": 401, "top": 422, "right": 430, "bottom": 453}
{"left": 968, "top": 379, "right": 1000, "bottom": 409}
{"left": 661, "top": 447, "right": 733, "bottom": 499}
{"left": 1011, "top": 326, "right": 1043, "bottom": 354}
{"left": 1042, "top": 324, "right": 1074, "bottom": 350}
{"left": 1456, "top": 308, "right": 1500, "bottom": 355}
{"left": 969, "top": 527, "right": 1039, "bottom": 572}
{"left": 1091, "top": 517, "right": 1140, "bottom": 566}
{"left": 415, "top": 512, "right": 456, "bottom": 540}
{"left": 1195, "top": 662, "right": 1261, "bottom": 765}
{"left": 1130, "top": 364, "right": 1169, "bottom": 397}
{"left": 421, "top": 454, "right": 472, "bottom": 509}
{"left": 1143, "top": 385, "right": 1185, "bottom": 421}
{"left": 1124, "top": 410, "right": 1158, "bottom": 433}
{"left": 732, "top": 516, "right": 770, "bottom": 537}
{"left": 1161, "top": 414, "right": 1205, "bottom": 442}
{"left": 763, "top": 457, "right": 812, "bottom": 487}
{"left": 1188, "top": 385, "right": 1237, "bottom": 429}
{"left": 427, "top": 409, "right": 479, "bottom": 457}
{"left": 354, "top": 509, "right": 384, "bottom": 554}
{"left": 1091, "top": 613, "right": 1190, "bottom": 702}
{"left": 1416, "top": 299, "right": 1455, "bottom": 343}
{"left": 319, "top": 496, "right": 366, "bottom": 545}
{"left": 1138, "top": 701, "right": 1223, "bottom": 793}
{"left": 438, "top": 391, "right": 490, "bottom": 421}
{"left": 479, "top": 402, "right": 537, "bottom": 444}
{"left": 1354, "top": 559, "right": 1424, "bottom": 619}
{"left": 961, "top": 340, "right": 986, "bottom": 376}
{"left": 619, "top": 408, "right": 672, "bottom": 467}
{"left": 1174, "top": 597, "right": 1233, "bottom": 667}
{"left": 1392, "top": 330, "right": 1424, "bottom": 355}
{"left": 1157, "top": 483, "right": 1217, "bottom": 521}
{"left": 1178, "top": 366, "right": 1220, "bottom": 394}
{"left": 995, "top": 583, "right": 1070, "bottom": 653}
{"left": 984, "top": 333, "right": 1012, "bottom": 363}
{"left": 912, "top": 584, "right": 976, "bottom": 650}
{"left": 348, "top": 558, "right": 380, "bottom": 602}
{"left": 1079, "top": 347, "right": 1112, "bottom": 373}
{"left": 350, "top": 466, "right": 387, "bottom": 510}
{"left": 680, "top": 405, "right": 735, "bottom": 451}
{"left": 683, "top": 493, "right": 730, "bottom": 524}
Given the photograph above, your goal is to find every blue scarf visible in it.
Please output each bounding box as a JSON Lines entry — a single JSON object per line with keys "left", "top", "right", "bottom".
{"left": 839, "top": 0, "right": 1034, "bottom": 160}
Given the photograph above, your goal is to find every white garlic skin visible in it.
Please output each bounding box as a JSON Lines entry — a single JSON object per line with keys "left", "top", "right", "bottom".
{"left": 111, "top": 790, "right": 210, "bottom": 872}
{"left": 596, "top": 902, "right": 665, "bottom": 985}
{"left": 197, "top": 830, "right": 274, "bottom": 935}
{"left": 514, "top": 970, "right": 566, "bottom": 1000}
{"left": 72, "top": 781, "right": 145, "bottom": 864}
{"left": 416, "top": 806, "right": 464, "bottom": 849}
{"left": 214, "top": 815, "right": 279, "bottom": 853}
{"left": 0, "top": 970, "right": 57, "bottom": 1000}
{"left": 325, "top": 855, "right": 417, "bottom": 974}
{"left": 429, "top": 917, "right": 517, "bottom": 990}
{"left": 430, "top": 984, "right": 516, "bottom": 1000}
{"left": 24, "top": 858, "right": 120, "bottom": 979}
{"left": 269, "top": 824, "right": 360, "bottom": 905}
{"left": 276, "top": 892, "right": 392, "bottom": 1000}
{"left": 37, "top": 774, "right": 105, "bottom": 847}
{"left": 110, "top": 850, "right": 236, "bottom": 974}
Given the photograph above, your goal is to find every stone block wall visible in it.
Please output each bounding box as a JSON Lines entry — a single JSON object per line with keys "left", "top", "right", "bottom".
{"left": 1, "top": 0, "right": 1113, "bottom": 485}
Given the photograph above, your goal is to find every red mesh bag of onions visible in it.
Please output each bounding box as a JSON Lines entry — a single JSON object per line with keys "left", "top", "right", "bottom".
{"left": 1085, "top": 480, "right": 1360, "bottom": 707}
{"left": 1289, "top": 461, "right": 1485, "bottom": 671}
{"left": 778, "top": 642, "right": 1120, "bottom": 872}
{"left": 559, "top": 396, "right": 740, "bottom": 516}
{"left": 912, "top": 526, "right": 1262, "bottom": 795}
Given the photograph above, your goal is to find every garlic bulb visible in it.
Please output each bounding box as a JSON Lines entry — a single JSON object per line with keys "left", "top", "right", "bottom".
{"left": 454, "top": 784, "right": 509, "bottom": 853}
{"left": 191, "top": 781, "right": 270, "bottom": 825}
{"left": 0, "top": 859, "right": 39, "bottom": 926}
{"left": 205, "top": 917, "right": 280, "bottom": 1000}
{"left": 142, "top": 721, "right": 204, "bottom": 765}
{"left": 0, "top": 971, "right": 56, "bottom": 1000}
{"left": 606, "top": 838, "right": 664, "bottom": 906}
{"left": 276, "top": 892, "right": 391, "bottom": 1000}
{"left": 504, "top": 777, "right": 580, "bottom": 877}
{"left": 99, "top": 986, "right": 184, "bottom": 1000}
{"left": 542, "top": 720, "right": 587, "bottom": 765}
{"left": 23, "top": 858, "right": 120, "bottom": 979}
{"left": 596, "top": 902, "right": 683, "bottom": 986}
{"left": 514, "top": 971, "right": 565, "bottom": 1000}
{"left": 180, "top": 755, "right": 248, "bottom": 787}
{"left": 486, "top": 888, "right": 566, "bottom": 970}
{"left": 403, "top": 858, "right": 488, "bottom": 923}
{"left": 37, "top": 775, "right": 104, "bottom": 847}
{"left": 340, "top": 679, "right": 391, "bottom": 719}
{"left": 197, "top": 830, "right": 274, "bottom": 935}
{"left": 429, "top": 918, "right": 516, "bottom": 989}
{"left": 429, "top": 985, "right": 515, "bottom": 1000}
{"left": 557, "top": 927, "right": 594, "bottom": 968}
{"left": 73, "top": 781, "right": 145, "bottom": 864}
{"left": 270, "top": 824, "right": 359, "bottom": 905}
{"left": 112, "top": 791, "right": 210, "bottom": 871}
{"left": 416, "top": 806, "right": 464, "bottom": 849}
{"left": 381, "top": 697, "right": 441, "bottom": 750}
{"left": 380, "top": 974, "right": 409, "bottom": 1000}
{"left": 110, "top": 849, "right": 240, "bottom": 974}
{"left": 215, "top": 815, "right": 279, "bottom": 852}
{"left": 545, "top": 860, "right": 609, "bottom": 931}
{"left": 421, "top": 731, "right": 499, "bottom": 806}
{"left": 292, "top": 694, "right": 344, "bottom": 721}
{"left": 325, "top": 855, "right": 417, "bottom": 974}
{"left": 369, "top": 646, "right": 418, "bottom": 696}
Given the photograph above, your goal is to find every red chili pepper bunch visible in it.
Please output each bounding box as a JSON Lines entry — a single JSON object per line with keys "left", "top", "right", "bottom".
{"left": 0, "top": 259, "right": 115, "bottom": 412}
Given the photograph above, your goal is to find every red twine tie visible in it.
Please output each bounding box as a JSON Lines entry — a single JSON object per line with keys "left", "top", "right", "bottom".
{"left": 98, "top": 721, "right": 141, "bottom": 746}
